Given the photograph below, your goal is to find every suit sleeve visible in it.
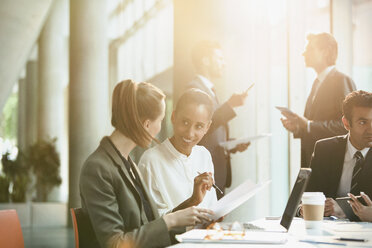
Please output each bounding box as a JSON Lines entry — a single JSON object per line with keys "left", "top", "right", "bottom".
{"left": 80, "top": 161, "right": 171, "bottom": 248}
{"left": 207, "top": 102, "right": 236, "bottom": 134}
{"left": 303, "top": 77, "right": 355, "bottom": 140}
{"left": 306, "top": 141, "right": 326, "bottom": 192}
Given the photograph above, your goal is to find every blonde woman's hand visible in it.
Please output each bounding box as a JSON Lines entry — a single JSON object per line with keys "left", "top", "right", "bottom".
{"left": 163, "top": 206, "right": 214, "bottom": 230}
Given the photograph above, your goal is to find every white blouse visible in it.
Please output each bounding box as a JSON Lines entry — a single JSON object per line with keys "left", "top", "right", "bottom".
{"left": 138, "top": 138, "right": 217, "bottom": 216}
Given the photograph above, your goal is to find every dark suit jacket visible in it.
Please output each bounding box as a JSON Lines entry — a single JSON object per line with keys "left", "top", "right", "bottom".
{"left": 79, "top": 137, "right": 172, "bottom": 248}
{"left": 297, "top": 68, "right": 356, "bottom": 167}
{"left": 306, "top": 135, "right": 372, "bottom": 199}
{"left": 187, "top": 77, "right": 236, "bottom": 195}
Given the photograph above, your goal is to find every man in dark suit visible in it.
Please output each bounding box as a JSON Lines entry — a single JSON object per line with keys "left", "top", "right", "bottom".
{"left": 281, "top": 33, "right": 356, "bottom": 167}
{"left": 306, "top": 90, "right": 372, "bottom": 218}
{"left": 187, "top": 41, "right": 250, "bottom": 198}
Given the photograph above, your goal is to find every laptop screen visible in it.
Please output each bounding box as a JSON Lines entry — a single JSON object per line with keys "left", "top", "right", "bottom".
{"left": 280, "top": 168, "right": 312, "bottom": 231}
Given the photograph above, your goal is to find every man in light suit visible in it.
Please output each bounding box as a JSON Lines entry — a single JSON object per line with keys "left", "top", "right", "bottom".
{"left": 281, "top": 33, "right": 356, "bottom": 167}
{"left": 187, "top": 41, "right": 250, "bottom": 198}
{"left": 306, "top": 90, "right": 372, "bottom": 218}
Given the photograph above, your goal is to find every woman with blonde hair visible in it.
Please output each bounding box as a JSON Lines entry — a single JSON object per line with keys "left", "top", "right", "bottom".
{"left": 79, "top": 80, "right": 213, "bottom": 248}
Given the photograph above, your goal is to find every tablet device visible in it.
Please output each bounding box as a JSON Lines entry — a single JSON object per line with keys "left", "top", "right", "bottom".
{"left": 335, "top": 196, "right": 366, "bottom": 222}
{"left": 275, "top": 106, "right": 296, "bottom": 116}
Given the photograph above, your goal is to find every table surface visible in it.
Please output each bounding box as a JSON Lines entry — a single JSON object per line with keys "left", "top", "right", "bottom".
{"left": 168, "top": 218, "right": 372, "bottom": 247}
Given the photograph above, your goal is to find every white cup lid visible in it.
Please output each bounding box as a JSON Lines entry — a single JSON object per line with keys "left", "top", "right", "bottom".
{"left": 302, "top": 192, "right": 326, "bottom": 205}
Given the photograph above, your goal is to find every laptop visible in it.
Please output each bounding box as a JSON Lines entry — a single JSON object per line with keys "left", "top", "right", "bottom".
{"left": 176, "top": 168, "right": 312, "bottom": 244}
{"left": 243, "top": 168, "right": 312, "bottom": 232}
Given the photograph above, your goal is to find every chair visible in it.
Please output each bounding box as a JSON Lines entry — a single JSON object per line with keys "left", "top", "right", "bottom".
{"left": 70, "top": 208, "right": 99, "bottom": 248}
{"left": 0, "top": 209, "right": 24, "bottom": 248}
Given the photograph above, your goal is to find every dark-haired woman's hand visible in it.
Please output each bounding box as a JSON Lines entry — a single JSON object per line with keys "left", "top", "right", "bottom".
{"left": 190, "top": 172, "right": 213, "bottom": 205}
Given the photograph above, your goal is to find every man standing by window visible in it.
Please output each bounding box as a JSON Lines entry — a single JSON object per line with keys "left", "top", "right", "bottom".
{"left": 281, "top": 33, "right": 356, "bottom": 167}
{"left": 187, "top": 41, "right": 250, "bottom": 198}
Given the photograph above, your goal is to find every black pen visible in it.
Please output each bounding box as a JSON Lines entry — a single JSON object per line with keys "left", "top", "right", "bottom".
{"left": 335, "top": 237, "right": 368, "bottom": 242}
{"left": 197, "top": 172, "right": 224, "bottom": 195}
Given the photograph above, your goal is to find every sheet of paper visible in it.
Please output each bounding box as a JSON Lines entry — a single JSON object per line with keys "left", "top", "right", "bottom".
{"left": 324, "top": 222, "right": 372, "bottom": 232}
{"left": 176, "top": 229, "right": 287, "bottom": 244}
{"left": 219, "top": 133, "right": 271, "bottom": 150}
{"left": 210, "top": 180, "right": 271, "bottom": 220}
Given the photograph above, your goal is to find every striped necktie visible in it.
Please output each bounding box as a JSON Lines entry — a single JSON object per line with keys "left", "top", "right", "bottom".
{"left": 350, "top": 151, "right": 364, "bottom": 195}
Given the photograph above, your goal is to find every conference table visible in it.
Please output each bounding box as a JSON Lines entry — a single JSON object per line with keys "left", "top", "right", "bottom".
{"left": 168, "top": 218, "right": 372, "bottom": 247}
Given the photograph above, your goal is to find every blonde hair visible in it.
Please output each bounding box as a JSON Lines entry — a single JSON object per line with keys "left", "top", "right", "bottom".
{"left": 111, "top": 79, "right": 165, "bottom": 147}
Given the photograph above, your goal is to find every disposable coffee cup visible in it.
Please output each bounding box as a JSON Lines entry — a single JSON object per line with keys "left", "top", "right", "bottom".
{"left": 302, "top": 192, "right": 325, "bottom": 229}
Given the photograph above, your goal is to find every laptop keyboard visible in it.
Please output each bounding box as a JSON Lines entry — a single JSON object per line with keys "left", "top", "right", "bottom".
{"left": 216, "top": 222, "right": 265, "bottom": 231}
{"left": 243, "top": 223, "right": 265, "bottom": 231}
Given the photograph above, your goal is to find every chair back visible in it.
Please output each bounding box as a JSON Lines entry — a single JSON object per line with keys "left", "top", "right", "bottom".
{"left": 0, "top": 209, "right": 24, "bottom": 248}
{"left": 70, "top": 208, "right": 99, "bottom": 248}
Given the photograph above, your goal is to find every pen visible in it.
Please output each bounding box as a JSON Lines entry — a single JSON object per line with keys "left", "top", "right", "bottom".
{"left": 197, "top": 172, "right": 224, "bottom": 195}
{"left": 335, "top": 237, "right": 368, "bottom": 242}
{"left": 300, "top": 240, "right": 346, "bottom": 246}
{"left": 243, "top": 83, "right": 255, "bottom": 95}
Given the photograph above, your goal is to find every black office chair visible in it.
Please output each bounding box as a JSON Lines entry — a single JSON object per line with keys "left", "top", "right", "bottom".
{"left": 70, "top": 208, "right": 100, "bottom": 248}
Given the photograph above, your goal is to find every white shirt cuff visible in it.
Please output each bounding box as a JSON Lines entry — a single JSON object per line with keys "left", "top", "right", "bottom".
{"left": 307, "top": 120, "right": 311, "bottom": 133}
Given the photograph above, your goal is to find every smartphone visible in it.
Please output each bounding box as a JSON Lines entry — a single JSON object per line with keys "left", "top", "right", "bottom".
{"left": 336, "top": 195, "right": 367, "bottom": 205}
{"left": 275, "top": 106, "right": 296, "bottom": 116}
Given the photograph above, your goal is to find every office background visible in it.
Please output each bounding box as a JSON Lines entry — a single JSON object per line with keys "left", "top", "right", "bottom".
{"left": 0, "top": 0, "right": 371, "bottom": 232}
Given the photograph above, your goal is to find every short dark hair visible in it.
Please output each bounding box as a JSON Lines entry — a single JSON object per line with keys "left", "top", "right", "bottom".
{"left": 307, "top": 33, "right": 338, "bottom": 66}
{"left": 191, "top": 40, "right": 221, "bottom": 70}
{"left": 174, "top": 88, "right": 214, "bottom": 119}
{"left": 343, "top": 90, "right": 372, "bottom": 122}
{"left": 111, "top": 79, "right": 165, "bottom": 147}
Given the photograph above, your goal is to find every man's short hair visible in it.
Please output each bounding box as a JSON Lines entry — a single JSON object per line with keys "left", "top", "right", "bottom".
{"left": 191, "top": 40, "right": 221, "bottom": 69}
{"left": 174, "top": 88, "right": 214, "bottom": 119}
{"left": 343, "top": 90, "right": 372, "bottom": 122}
{"left": 307, "top": 33, "right": 338, "bottom": 66}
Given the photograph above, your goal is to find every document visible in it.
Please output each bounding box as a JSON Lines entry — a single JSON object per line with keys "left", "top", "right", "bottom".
{"left": 323, "top": 221, "right": 372, "bottom": 232}
{"left": 176, "top": 229, "right": 287, "bottom": 244}
{"left": 275, "top": 106, "right": 296, "bottom": 116}
{"left": 219, "top": 133, "right": 271, "bottom": 150}
{"left": 210, "top": 180, "right": 271, "bottom": 220}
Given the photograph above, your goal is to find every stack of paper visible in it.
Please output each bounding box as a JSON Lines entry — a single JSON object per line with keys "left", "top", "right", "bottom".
{"left": 176, "top": 229, "right": 287, "bottom": 244}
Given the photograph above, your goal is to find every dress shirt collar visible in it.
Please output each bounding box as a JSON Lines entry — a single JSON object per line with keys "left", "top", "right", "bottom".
{"left": 164, "top": 138, "right": 194, "bottom": 160}
{"left": 345, "top": 135, "right": 370, "bottom": 162}
{"left": 197, "top": 74, "right": 215, "bottom": 96}
{"left": 316, "top": 65, "right": 335, "bottom": 84}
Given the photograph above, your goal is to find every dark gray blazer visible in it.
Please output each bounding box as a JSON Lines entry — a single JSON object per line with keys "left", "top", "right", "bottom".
{"left": 79, "top": 137, "right": 171, "bottom": 248}
{"left": 187, "top": 77, "right": 236, "bottom": 196}
{"left": 296, "top": 69, "right": 356, "bottom": 167}
{"left": 306, "top": 135, "right": 372, "bottom": 199}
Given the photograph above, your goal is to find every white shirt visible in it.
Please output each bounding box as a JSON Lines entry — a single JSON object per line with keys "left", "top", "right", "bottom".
{"left": 337, "top": 136, "right": 370, "bottom": 197}
{"left": 307, "top": 65, "right": 336, "bottom": 132}
{"left": 138, "top": 139, "right": 217, "bottom": 216}
{"left": 314, "top": 65, "right": 335, "bottom": 97}
{"left": 197, "top": 74, "right": 216, "bottom": 97}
